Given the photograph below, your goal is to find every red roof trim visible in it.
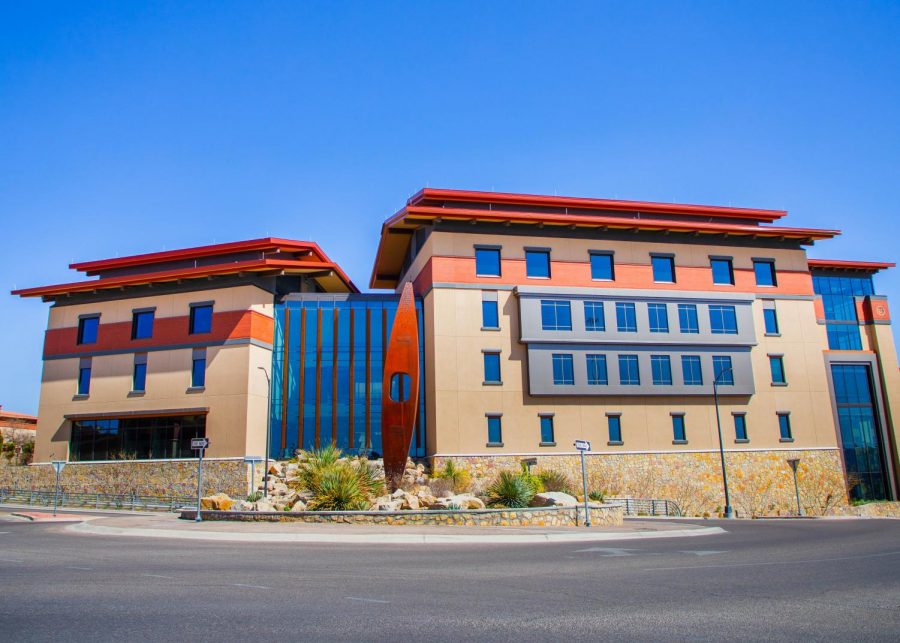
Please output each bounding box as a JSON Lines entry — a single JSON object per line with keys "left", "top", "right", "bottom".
{"left": 408, "top": 188, "right": 787, "bottom": 222}
{"left": 808, "top": 259, "right": 895, "bottom": 272}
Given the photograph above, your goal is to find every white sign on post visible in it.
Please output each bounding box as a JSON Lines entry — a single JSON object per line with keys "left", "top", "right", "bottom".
{"left": 574, "top": 440, "right": 591, "bottom": 452}
{"left": 191, "top": 437, "right": 210, "bottom": 450}
{"left": 50, "top": 461, "right": 66, "bottom": 474}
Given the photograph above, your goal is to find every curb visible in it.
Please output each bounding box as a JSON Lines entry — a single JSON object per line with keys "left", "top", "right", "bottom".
{"left": 67, "top": 521, "right": 726, "bottom": 544}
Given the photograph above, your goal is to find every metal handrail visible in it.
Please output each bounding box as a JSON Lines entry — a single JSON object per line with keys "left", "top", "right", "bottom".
{"left": 0, "top": 487, "right": 195, "bottom": 512}
{"left": 604, "top": 497, "right": 682, "bottom": 517}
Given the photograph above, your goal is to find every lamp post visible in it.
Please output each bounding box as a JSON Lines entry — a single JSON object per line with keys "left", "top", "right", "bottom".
{"left": 713, "top": 365, "right": 735, "bottom": 519}
{"left": 258, "top": 366, "right": 272, "bottom": 499}
{"left": 787, "top": 458, "right": 803, "bottom": 516}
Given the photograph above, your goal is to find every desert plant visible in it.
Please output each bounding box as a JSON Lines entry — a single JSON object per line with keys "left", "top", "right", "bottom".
{"left": 351, "top": 458, "right": 385, "bottom": 499}
{"left": 434, "top": 460, "right": 472, "bottom": 493}
{"left": 306, "top": 465, "right": 370, "bottom": 511}
{"left": 246, "top": 491, "right": 263, "bottom": 503}
{"left": 518, "top": 462, "right": 544, "bottom": 494}
{"left": 486, "top": 470, "right": 536, "bottom": 508}
{"left": 536, "top": 469, "right": 574, "bottom": 494}
{"left": 1, "top": 441, "right": 14, "bottom": 463}
{"left": 588, "top": 490, "right": 604, "bottom": 502}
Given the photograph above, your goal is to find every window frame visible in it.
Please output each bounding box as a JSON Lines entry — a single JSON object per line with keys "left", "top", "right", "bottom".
{"left": 769, "top": 354, "right": 786, "bottom": 385}
{"left": 76, "top": 315, "right": 100, "bottom": 345}
{"left": 753, "top": 259, "right": 777, "bottom": 287}
{"left": 486, "top": 414, "right": 503, "bottom": 446}
{"left": 650, "top": 354, "right": 673, "bottom": 386}
{"left": 709, "top": 304, "right": 739, "bottom": 335}
{"left": 671, "top": 413, "right": 687, "bottom": 444}
{"left": 678, "top": 303, "right": 700, "bottom": 334}
{"left": 583, "top": 301, "right": 606, "bottom": 332}
{"left": 712, "top": 355, "right": 734, "bottom": 385}
{"left": 540, "top": 299, "right": 573, "bottom": 331}
{"left": 482, "top": 350, "right": 502, "bottom": 385}
{"left": 586, "top": 354, "right": 609, "bottom": 385}
{"left": 131, "top": 308, "right": 155, "bottom": 340}
{"left": 132, "top": 353, "right": 148, "bottom": 393}
{"left": 710, "top": 256, "right": 735, "bottom": 286}
{"left": 777, "top": 412, "right": 793, "bottom": 442}
{"left": 763, "top": 307, "right": 780, "bottom": 335}
{"left": 607, "top": 413, "right": 623, "bottom": 445}
{"left": 77, "top": 358, "right": 92, "bottom": 396}
{"left": 539, "top": 414, "right": 556, "bottom": 446}
{"left": 189, "top": 302, "right": 214, "bottom": 335}
{"left": 474, "top": 245, "right": 502, "bottom": 277}
{"left": 524, "top": 248, "right": 551, "bottom": 279}
{"left": 190, "top": 348, "right": 206, "bottom": 389}
{"left": 681, "top": 355, "right": 704, "bottom": 386}
{"left": 615, "top": 302, "right": 638, "bottom": 333}
{"left": 551, "top": 353, "right": 575, "bottom": 386}
{"left": 648, "top": 303, "right": 670, "bottom": 333}
{"left": 589, "top": 251, "right": 615, "bottom": 281}
{"left": 651, "top": 254, "right": 676, "bottom": 284}
{"left": 618, "top": 354, "right": 641, "bottom": 386}
{"left": 733, "top": 412, "right": 748, "bottom": 442}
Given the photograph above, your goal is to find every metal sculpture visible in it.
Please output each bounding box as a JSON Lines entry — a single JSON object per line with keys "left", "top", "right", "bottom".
{"left": 381, "top": 282, "right": 420, "bottom": 491}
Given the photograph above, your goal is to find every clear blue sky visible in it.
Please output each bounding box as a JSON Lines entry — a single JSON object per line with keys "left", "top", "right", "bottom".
{"left": 2, "top": 2, "right": 899, "bottom": 414}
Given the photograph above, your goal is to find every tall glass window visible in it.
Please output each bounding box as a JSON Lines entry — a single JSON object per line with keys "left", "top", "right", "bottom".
{"left": 713, "top": 355, "right": 734, "bottom": 385}
{"left": 487, "top": 415, "right": 502, "bottom": 445}
{"left": 541, "top": 300, "right": 572, "bottom": 331}
{"left": 584, "top": 301, "right": 606, "bottom": 331}
{"left": 648, "top": 303, "right": 669, "bottom": 333}
{"left": 812, "top": 273, "right": 868, "bottom": 350}
{"left": 763, "top": 308, "right": 779, "bottom": 334}
{"left": 483, "top": 352, "right": 501, "bottom": 383}
{"left": 525, "top": 249, "right": 551, "bottom": 278}
{"left": 651, "top": 355, "right": 672, "bottom": 385}
{"left": 481, "top": 299, "right": 499, "bottom": 329}
{"left": 618, "top": 354, "right": 640, "bottom": 385}
{"left": 189, "top": 304, "right": 213, "bottom": 334}
{"left": 132, "top": 354, "right": 147, "bottom": 392}
{"left": 607, "top": 415, "right": 622, "bottom": 443}
{"left": 590, "top": 252, "right": 614, "bottom": 280}
{"left": 681, "top": 355, "right": 703, "bottom": 386}
{"left": 672, "top": 415, "right": 687, "bottom": 442}
{"left": 777, "top": 413, "right": 792, "bottom": 440}
{"left": 77, "top": 358, "right": 92, "bottom": 395}
{"left": 552, "top": 354, "right": 575, "bottom": 385}
{"left": 769, "top": 355, "right": 786, "bottom": 384}
{"left": 753, "top": 260, "right": 777, "bottom": 286}
{"left": 131, "top": 310, "right": 154, "bottom": 340}
{"left": 709, "top": 305, "right": 738, "bottom": 334}
{"left": 540, "top": 415, "right": 555, "bottom": 444}
{"left": 616, "top": 302, "right": 637, "bottom": 332}
{"left": 586, "top": 354, "right": 608, "bottom": 385}
{"left": 475, "top": 247, "right": 501, "bottom": 276}
{"left": 678, "top": 303, "right": 699, "bottom": 334}
{"left": 69, "top": 415, "right": 206, "bottom": 461}
{"left": 651, "top": 255, "right": 676, "bottom": 283}
{"left": 191, "top": 348, "right": 206, "bottom": 388}
{"left": 711, "top": 258, "right": 734, "bottom": 285}
{"left": 733, "top": 413, "right": 748, "bottom": 441}
{"left": 77, "top": 316, "right": 99, "bottom": 345}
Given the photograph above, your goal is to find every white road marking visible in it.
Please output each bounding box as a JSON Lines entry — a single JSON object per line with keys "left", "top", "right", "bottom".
{"left": 346, "top": 596, "right": 390, "bottom": 604}
{"left": 233, "top": 583, "right": 272, "bottom": 590}
{"left": 0, "top": 559, "right": 24, "bottom": 563}
{"left": 573, "top": 547, "right": 639, "bottom": 556}
{"left": 141, "top": 573, "right": 174, "bottom": 579}
{"left": 644, "top": 550, "right": 900, "bottom": 572}
{"left": 0, "top": 531, "right": 10, "bottom": 534}
{"left": 678, "top": 550, "right": 727, "bottom": 556}
{"left": 67, "top": 566, "right": 92, "bottom": 570}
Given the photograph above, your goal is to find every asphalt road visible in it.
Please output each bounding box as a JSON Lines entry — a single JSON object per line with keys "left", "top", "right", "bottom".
{"left": 1, "top": 516, "right": 898, "bottom": 641}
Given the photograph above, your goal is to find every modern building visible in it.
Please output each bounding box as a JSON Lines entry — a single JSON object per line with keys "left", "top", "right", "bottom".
{"left": 13, "top": 188, "right": 900, "bottom": 508}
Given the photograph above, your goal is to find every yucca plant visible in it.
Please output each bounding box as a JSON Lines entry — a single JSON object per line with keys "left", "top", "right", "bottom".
{"left": 436, "top": 460, "right": 472, "bottom": 493}
{"left": 486, "top": 470, "right": 536, "bottom": 508}
{"left": 536, "top": 469, "right": 574, "bottom": 494}
{"left": 306, "top": 465, "right": 370, "bottom": 511}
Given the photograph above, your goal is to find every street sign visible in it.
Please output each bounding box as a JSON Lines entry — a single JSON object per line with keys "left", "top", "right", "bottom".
{"left": 243, "top": 455, "right": 263, "bottom": 464}
{"left": 50, "top": 461, "right": 66, "bottom": 474}
{"left": 574, "top": 440, "right": 591, "bottom": 451}
{"left": 191, "top": 438, "right": 210, "bottom": 450}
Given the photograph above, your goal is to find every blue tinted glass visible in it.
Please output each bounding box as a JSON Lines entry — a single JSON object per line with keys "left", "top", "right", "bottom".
{"left": 672, "top": 415, "right": 686, "bottom": 441}
{"left": 616, "top": 302, "right": 637, "bottom": 332}
{"left": 713, "top": 356, "right": 734, "bottom": 385}
{"left": 734, "top": 414, "right": 748, "bottom": 441}
{"left": 778, "top": 414, "right": 792, "bottom": 440}
{"left": 590, "top": 253, "right": 614, "bottom": 280}
{"left": 648, "top": 303, "right": 669, "bottom": 333}
{"left": 826, "top": 324, "right": 862, "bottom": 350}
{"left": 709, "top": 305, "right": 738, "bottom": 334}
{"left": 482, "top": 300, "right": 499, "bottom": 328}
{"left": 754, "top": 260, "right": 776, "bottom": 286}
{"left": 541, "top": 300, "right": 572, "bottom": 331}
{"left": 487, "top": 417, "right": 502, "bottom": 444}
{"left": 78, "top": 367, "right": 91, "bottom": 395}
{"left": 78, "top": 317, "right": 99, "bottom": 344}
{"left": 475, "top": 247, "right": 501, "bottom": 276}
{"left": 586, "top": 354, "right": 608, "bottom": 385}
{"left": 540, "top": 416, "right": 554, "bottom": 443}
{"left": 651, "top": 355, "right": 672, "bottom": 385}
{"left": 652, "top": 256, "right": 675, "bottom": 282}
{"left": 763, "top": 308, "right": 779, "bottom": 334}
{"left": 132, "top": 311, "right": 154, "bottom": 339}
{"left": 678, "top": 304, "right": 699, "bottom": 333}
{"left": 584, "top": 302, "right": 605, "bottom": 331}
{"left": 618, "top": 354, "right": 640, "bottom": 385}
{"left": 711, "top": 259, "right": 734, "bottom": 285}
{"left": 192, "top": 358, "right": 206, "bottom": 387}
{"left": 681, "top": 355, "right": 703, "bottom": 386}
{"left": 133, "top": 362, "right": 147, "bottom": 392}
{"left": 770, "top": 356, "right": 785, "bottom": 384}
{"left": 525, "top": 250, "right": 551, "bottom": 278}
{"left": 552, "top": 354, "right": 575, "bottom": 385}
{"left": 608, "top": 416, "right": 622, "bottom": 443}
{"left": 190, "top": 305, "right": 213, "bottom": 334}
{"left": 832, "top": 364, "right": 886, "bottom": 500}
{"left": 483, "top": 353, "right": 501, "bottom": 383}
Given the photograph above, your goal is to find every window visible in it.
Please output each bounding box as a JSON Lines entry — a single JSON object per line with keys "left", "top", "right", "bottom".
{"left": 711, "top": 258, "right": 735, "bottom": 285}
{"left": 826, "top": 325, "right": 862, "bottom": 350}
{"left": 483, "top": 352, "right": 501, "bottom": 384}
{"left": 481, "top": 294, "right": 499, "bottom": 329}
{"left": 672, "top": 414, "right": 687, "bottom": 442}
{"left": 77, "top": 316, "right": 99, "bottom": 345}
{"left": 678, "top": 303, "right": 699, "bottom": 334}
{"left": 586, "top": 354, "right": 608, "bottom": 385}
{"left": 584, "top": 301, "right": 606, "bottom": 331}
{"left": 733, "top": 413, "right": 748, "bottom": 441}
{"left": 525, "top": 249, "right": 551, "bottom": 278}
{"left": 191, "top": 348, "right": 206, "bottom": 388}
{"left": 778, "top": 413, "right": 793, "bottom": 441}
{"left": 69, "top": 414, "right": 206, "bottom": 461}
{"left": 648, "top": 303, "right": 669, "bottom": 333}
{"left": 709, "top": 305, "right": 738, "bottom": 334}
{"left": 540, "top": 415, "right": 555, "bottom": 444}
{"left": 590, "top": 252, "right": 615, "bottom": 280}
{"left": 131, "top": 310, "right": 154, "bottom": 340}
{"left": 487, "top": 415, "right": 502, "bottom": 445}
{"left": 713, "top": 356, "right": 734, "bottom": 385}
{"left": 753, "top": 259, "right": 777, "bottom": 287}
{"left": 132, "top": 354, "right": 147, "bottom": 392}
{"left": 615, "top": 302, "right": 637, "bottom": 332}
{"left": 77, "top": 358, "right": 92, "bottom": 396}
{"left": 475, "top": 246, "right": 501, "bottom": 277}
{"left": 607, "top": 414, "right": 622, "bottom": 444}
{"left": 551, "top": 353, "right": 575, "bottom": 385}
{"left": 681, "top": 355, "right": 703, "bottom": 386}
{"left": 618, "top": 354, "right": 640, "bottom": 385}
{"left": 769, "top": 355, "right": 786, "bottom": 385}
{"left": 651, "top": 255, "right": 676, "bottom": 283}
{"left": 650, "top": 355, "right": 673, "bottom": 385}
{"left": 541, "top": 300, "right": 572, "bottom": 331}
{"left": 763, "top": 307, "right": 779, "bottom": 335}
{"left": 189, "top": 304, "right": 213, "bottom": 335}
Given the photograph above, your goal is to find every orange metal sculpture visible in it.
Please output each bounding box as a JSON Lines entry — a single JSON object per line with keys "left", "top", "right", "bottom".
{"left": 381, "top": 282, "right": 420, "bottom": 491}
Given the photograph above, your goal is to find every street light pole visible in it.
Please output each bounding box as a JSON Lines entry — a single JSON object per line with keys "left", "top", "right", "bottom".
{"left": 713, "top": 366, "right": 735, "bottom": 519}
{"left": 258, "top": 366, "right": 272, "bottom": 499}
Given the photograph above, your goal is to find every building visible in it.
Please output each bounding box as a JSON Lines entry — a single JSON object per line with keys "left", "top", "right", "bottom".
{"left": 12, "top": 188, "right": 900, "bottom": 509}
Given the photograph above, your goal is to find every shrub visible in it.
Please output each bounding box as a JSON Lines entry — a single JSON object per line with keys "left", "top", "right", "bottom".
{"left": 486, "top": 470, "right": 536, "bottom": 508}
{"left": 1, "top": 441, "right": 14, "bottom": 463}
{"left": 19, "top": 442, "right": 33, "bottom": 465}
{"left": 246, "top": 491, "right": 263, "bottom": 503}
{"left": 536, "top": 469, "right": 574, "bottom": 494}
{"left": 295, "top": 447, "right": 382, "bottom": 511}
{"left": 588, "top": 490, "right": 604, "bottom": 502}
{"left": 435, "top": 460, "right": 472, "bottom": 493}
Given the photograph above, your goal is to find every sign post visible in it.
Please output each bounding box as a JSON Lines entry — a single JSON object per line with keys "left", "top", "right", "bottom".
{"left": 243, "top": 456, "right": 263, "bottom": 496}
{"left": 50, "top": 461, "right": 66, "bottom": 516}
{"left": 787, "top": 458, "right": 802, "bottom": 516}
{"left": 574, "top": 440, "right": 591, "bottom": 527}
{"left": 191, "top": 438, "right": 210, "bottom": 522}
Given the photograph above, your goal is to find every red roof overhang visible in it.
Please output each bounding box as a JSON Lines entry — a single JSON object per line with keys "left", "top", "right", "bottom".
{"left": 808, "top": 259, "right": 895, "bottom": 273}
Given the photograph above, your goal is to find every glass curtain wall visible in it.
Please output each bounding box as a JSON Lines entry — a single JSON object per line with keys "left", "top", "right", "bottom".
{"left": 70, "top": 415, "right": 206, "bottom": 461}
{"left": 812, "top": 273, "right": 874, "bottom": 350}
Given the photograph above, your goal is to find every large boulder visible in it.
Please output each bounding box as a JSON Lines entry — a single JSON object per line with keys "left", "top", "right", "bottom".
{"left": 200, "top": 493, "right": 234, "bottom": 511}
{"left": 530, "top": 492, "right": 578, "bottom": 507}
{"left": 253, "top": 499, "right": 276, "bottom": 512}
{"left": 267, "top": 462, "right": 284, "bottom": 477}
{"left": 269, "top": 482, "right": 290, "bottom": 497}
{"left": 289, "top": 500, "right": 308, "bottom": 512}
{"left": 230, "top": 499, "right": 253, "bottom": 512}
{"left": 449, "top": 495, "right": 485, "bottom": 510}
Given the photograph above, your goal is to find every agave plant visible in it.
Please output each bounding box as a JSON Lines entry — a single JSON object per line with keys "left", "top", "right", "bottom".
{"left": 306, "top": 465, "right": 370, "bottom": 511}
{"left": 486, "top": 470, "right": 536, "bottom": 508}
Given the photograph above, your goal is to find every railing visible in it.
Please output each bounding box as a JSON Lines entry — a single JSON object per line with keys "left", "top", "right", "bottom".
{"left": 605, "top": 498, "right": 682, "bottom": 517}
{"left": 0, "top": 487, "right": 195, "bottom": 512}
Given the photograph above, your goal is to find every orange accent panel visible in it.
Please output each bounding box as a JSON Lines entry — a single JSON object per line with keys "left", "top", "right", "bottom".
{"left": 813, "top": 298, "right": 826, "bottom": 321}
{"left": 859, "top": 298, "right": 891, "bottom": 323}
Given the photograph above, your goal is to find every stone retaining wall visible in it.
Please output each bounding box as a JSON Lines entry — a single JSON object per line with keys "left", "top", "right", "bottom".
{"left": 181, "top": 503, "right": 623, "bottom": 527}
{"left": 841, "top": 501, "right": 900, "bottom": 519}
{"left": 432, "top": 449, "right": 849, "bottom": 517}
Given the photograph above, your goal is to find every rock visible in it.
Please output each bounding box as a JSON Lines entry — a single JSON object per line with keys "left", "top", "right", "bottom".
{"left": 530, "top": 492, "right": 578, "bottom": 507}
{"left": 449, "top": 495, "right": 485, "bottom": 510}
{"left": 289, "top": 500, "right": 307, "bottom": 512}
{"left": 400, "top": 494, "right": 419, "bottom": 511}
{"left": 373, "top": 498, "right": 402, "bottom": 511}
{"left": 416, "top": 491, "right": 437, "bottom": 508}
{"left": 200, "top": 493, "right": 234, "bottom": 511}
{"left": 253, "top": 499, "right": 276, "bottom": 512}
{"left": 270, "top": 482, "right": 289, "bottom": 497}
{"left": 285, "top": 462, "right": 299, "bottom": 473}
{"left": 267, "top": 462, "right": 284, "bottom": 476}
{"left": 427, "top": 499, "right": 451, "bottom": 510}
{"left": 231, "top": 500, "right": 253, "bottom": 511}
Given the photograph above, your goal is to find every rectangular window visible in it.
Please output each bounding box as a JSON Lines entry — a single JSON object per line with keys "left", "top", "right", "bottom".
{"left": 481, "top": 299, "right": 499, "bottom": 329}
{"left": 733, "top": 413, "right": 748, "bottom": 441}
{"left": 672, "top": 414, "right": 687, "bottom": 442}
{"left": 618, "top": 354, "right": 640, "bottom": 385}
{"left": 131, "top": 310, "right": 154, "bottom": 340}
{"left": 826, "top": 324, "right": 862, "bottom": 350}
{"left": 191, "top": 348, "right": 206, "bottom": 388}
{"left": 77, "top": 316, "right": 99, "bottom": 345}
{"left": 69, "top": 414, "right": 206, "bottom": 462}
{"left": 769, "top": 355, "right": 786, "bottom": 385}
{"left": 590, "top": 252, "right": 615, "bottom": 280}
{"left": 753, "top": 259, "right": 777, "bottom": 287}
{"left": 475, "top": 246, "right": 501, "bottom": 277}
{"left": 525, "top": 249, "right": 551, "bottom": 278}
{"left": 551, "top": 353, "right": 575, "bottom": 385}
{"left": 648, "top": 303, "right": 669, "bottom": 333}
{"left": 77, "top": 357, "right": 92, "bottom": 396}
{"left": 541, "top": 300, "right": 572, "bottom": 331}
{"left": 586, "top": 354, "right": 608, "bottom": 385}
{"left": 651, "top": 255, "right": 676, "bottom": 283}
{"left": 540, "top": 415, "right": 555, "bottom": 444}
{"left": 713, "top": 355, "right": 734, "bottom": 385}
{"left": 132, "top": 354, "right": 147, "bottom": 392}
{"left": 678, "top": 303, "right": 699, "bottom": 334}
{"left": 607, "top": 415, "right": 622, "bottom": 444}
{"left": 483, "top": 352, "right": 501, "bottom": 384}
{"left": 487, "top": 415, "right": 502, "bottom": 445}
{"left": 189, "top": 304, "right": 213, "bottom": 335}
{"left": 615, "top": 302, "right": 637, "bottom": 332}
{"left": 711, "top": 258, "right": 735, "bottom": 285}
{"left": 584, "top": 301, "right": 606, "bottom": 331}
{"left": 778, "top": 413, "right": 793, "bottom": 440}
{"left": 709, "top": 304, "right": 738, "bottom": 334}
{"left": 681, "top": 355, "right": 703, "bottom": 386}
{"left": 763, "top": 308, "right": 779, "bottom": 334}
{"left": 651, "top": 355, "right": 673, "bottom": 385}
